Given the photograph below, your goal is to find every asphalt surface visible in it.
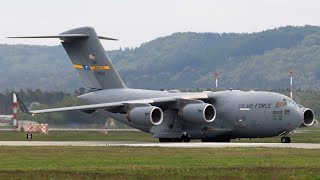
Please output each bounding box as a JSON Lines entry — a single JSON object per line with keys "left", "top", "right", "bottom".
{"left": 0, "top": 141, "right": 320, "bottom": 149}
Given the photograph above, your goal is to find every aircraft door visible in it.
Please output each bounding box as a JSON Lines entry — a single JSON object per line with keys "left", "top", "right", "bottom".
{"left": 234, "top": 108, "right": 249, "bottom": 128}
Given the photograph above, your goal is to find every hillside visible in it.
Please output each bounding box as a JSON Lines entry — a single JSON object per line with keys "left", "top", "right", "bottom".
{"left": 1, "top": 25, "right": 320, "bottom": 91}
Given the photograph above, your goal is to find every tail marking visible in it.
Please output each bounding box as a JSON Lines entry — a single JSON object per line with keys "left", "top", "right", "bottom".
{"left": 73, "top": 64, "right": 110, "bottom": 71}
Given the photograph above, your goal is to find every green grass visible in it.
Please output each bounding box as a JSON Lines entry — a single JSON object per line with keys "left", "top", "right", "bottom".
{"left": 0, "top": 130, "right": 158, "bottom": 142}
{"left": 0, "top": 146, "right": 319, "bottom": 179}
{"left": 0, "top": 129, "right": 319, "bottom": 179}
{"left": 0, "top": 126, "right": 11, "bottom": 129}
{"left": 0, "top": 128, "right": 320, "bottom": 143}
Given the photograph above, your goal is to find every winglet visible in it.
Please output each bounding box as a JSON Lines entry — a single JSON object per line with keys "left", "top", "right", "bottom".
{"left": 13, "top": 93, "right": 31, "bottom": 114}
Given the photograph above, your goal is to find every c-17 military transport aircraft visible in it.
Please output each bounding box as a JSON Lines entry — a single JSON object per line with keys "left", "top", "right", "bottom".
{"left": 10, "top": 27, "right": 315, "bottom": 143}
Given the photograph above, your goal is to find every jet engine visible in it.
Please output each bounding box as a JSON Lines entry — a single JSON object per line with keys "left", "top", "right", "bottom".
{"left": 128, "top": 106, "right": 163, "bottom": 126}
{"left": 300, "top": 108, "right": 315, "bottom": 127}
{"left": 180, "top": 103, "right": 216, "bottom": 123}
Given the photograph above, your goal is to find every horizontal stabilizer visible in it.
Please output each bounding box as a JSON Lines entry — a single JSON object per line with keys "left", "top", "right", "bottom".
{"left": 97, "top": 36, "right": 118, "bottom": 41}
{"left": 7, "top": 34, "right": 89, "bottom": 39}
{"left": 7, "top": 34, "right": 118, "bottom": 41}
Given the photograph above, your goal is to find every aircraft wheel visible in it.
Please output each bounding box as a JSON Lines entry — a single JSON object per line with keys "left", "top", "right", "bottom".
{"left": 281, "top": 137, "right": 291, "bottom": 143}
{"left": 181, "top": 133, "right": 191, "bottom": 142}
{"left": 181, "top": 136, "right": 190, "bottom": 142}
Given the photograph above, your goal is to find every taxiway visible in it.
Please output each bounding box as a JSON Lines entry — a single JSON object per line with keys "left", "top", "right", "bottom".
{"left": 0, "top": 141, "right": 319, "bottom": 149}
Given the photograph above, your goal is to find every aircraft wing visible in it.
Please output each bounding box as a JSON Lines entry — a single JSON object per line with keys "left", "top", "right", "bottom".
{"left": 14, "top": 93, "right": 192, "bottom": 114}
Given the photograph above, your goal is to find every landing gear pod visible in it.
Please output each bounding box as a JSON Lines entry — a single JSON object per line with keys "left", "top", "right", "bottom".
{"left": 128, "top": 106, "right": 163, "bottom": 126}
{"left": 180, "top": 103, "right": 216, "bottom": 123}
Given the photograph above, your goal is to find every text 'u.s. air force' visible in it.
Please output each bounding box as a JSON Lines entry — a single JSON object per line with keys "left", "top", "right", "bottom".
{"left": 238, "top": 103, "right": 272, "bottom": 109}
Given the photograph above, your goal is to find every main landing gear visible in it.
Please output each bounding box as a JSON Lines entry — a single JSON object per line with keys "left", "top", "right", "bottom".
{"left": 181, "top": 132, "right": 190, "bottom": 142}
{"left": 281, "top": 136, "right": 291, "bottom": 143}
{"left": 159, "top": 132, "right": 191, "bottom": 143}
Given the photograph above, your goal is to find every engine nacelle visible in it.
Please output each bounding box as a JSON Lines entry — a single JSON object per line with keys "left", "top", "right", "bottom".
{"left": 300, "top": 108, "right": 315, "bottom": 127}
{"left": 180, "top": 103, "right": 216, "bottom": 123}
{"left": 128, "top": 106, "right": 163, "bottom": 126}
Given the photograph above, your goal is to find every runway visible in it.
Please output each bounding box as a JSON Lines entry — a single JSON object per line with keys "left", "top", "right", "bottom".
{"left": 0, "top": 141, "right": 320, "bottom": 149}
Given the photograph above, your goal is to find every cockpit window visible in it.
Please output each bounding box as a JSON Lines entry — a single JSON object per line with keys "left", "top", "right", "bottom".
{"left": 276, "top": 102, "right": 287, "bottom": 108}
{"left": 287, "top": 100, "right": 296, "bottom": 107}
{"left": 275, "top": 100, "right": 296, "bottom": 108}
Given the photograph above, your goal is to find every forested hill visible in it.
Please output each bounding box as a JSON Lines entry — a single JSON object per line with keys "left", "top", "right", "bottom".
{"left": 1, "top": 25, "right": 320, "bottom": 92}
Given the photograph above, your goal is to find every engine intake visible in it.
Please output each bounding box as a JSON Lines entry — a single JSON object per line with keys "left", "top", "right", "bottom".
{"left": 128, "top": 106, "right": 163, "bottom": 126}
{"left": 300, "top": 108, "right": 315, "bottom": 127}
{"left": 180, "top": 103, "right": 216, "bottom": 123}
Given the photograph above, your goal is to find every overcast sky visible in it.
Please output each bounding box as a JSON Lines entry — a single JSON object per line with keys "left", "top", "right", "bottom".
{"left": 0, "top": 0, "right": 319, "bottom": 50}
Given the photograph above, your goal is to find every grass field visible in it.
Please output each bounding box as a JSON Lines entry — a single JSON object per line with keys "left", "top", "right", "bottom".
{"left": 0, "top": 128, "right": 320, "bottom": 143}
{"left": 0, "top": 129, "right": 319, "bottom": 179}
{"left": 0, "top": 146, "right": 319, "bottom": 179}
{"left": 0, "top": 130, "right": 158, "bottom": 142}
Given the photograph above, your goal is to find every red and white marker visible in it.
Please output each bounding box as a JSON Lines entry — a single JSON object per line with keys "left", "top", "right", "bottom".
{"left": 11, "top": 94, "right": 19, "bottom": 130}
{"left": 288, "top": 70, "right": 293, "bottom": 99}
{"left": 213, "top": 72, "right": 220, "bottom": 89}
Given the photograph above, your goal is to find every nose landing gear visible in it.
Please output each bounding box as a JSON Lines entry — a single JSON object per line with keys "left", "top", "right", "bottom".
{"left": 281, "top": 136, "right": 291, "bottom": 143}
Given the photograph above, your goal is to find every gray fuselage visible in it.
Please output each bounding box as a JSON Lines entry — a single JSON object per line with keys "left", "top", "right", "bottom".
{"left": 79, "top": 88, "right": 303, "bottom": 140}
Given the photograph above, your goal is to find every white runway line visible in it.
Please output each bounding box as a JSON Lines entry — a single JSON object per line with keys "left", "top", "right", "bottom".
{"left": 0, "top": 141, "right": 320, "bottom": 149}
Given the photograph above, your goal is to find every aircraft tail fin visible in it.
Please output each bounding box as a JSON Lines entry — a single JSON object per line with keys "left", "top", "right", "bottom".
{"left": 8, "top": 27, "right": 126, "bottom": 91}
